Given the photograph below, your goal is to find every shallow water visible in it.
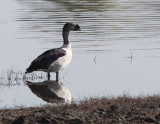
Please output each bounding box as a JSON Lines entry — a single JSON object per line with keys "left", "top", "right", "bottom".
{"left": 0, "top": 0, "right": 160, "bottom": 108}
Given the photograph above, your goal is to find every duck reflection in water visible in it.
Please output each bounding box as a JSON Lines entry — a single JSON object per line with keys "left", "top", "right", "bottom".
{"left": 26, "top": 80, "right": 71, "bottom": 104}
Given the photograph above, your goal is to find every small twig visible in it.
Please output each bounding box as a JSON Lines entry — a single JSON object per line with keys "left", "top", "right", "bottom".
{"left": 130, "top": 49, "right": 132, "bottom": 58}
{"left": 127, "top": 49, "right": 133, "bottom": 63}
{"left": 126, "top": 49, "right": 133, "bottom": 63}
{"left": 94, "top": 56, "right": 97, "bottom": 64}
{"left": 130, "top": 49, "right": 133, "bottom": 63}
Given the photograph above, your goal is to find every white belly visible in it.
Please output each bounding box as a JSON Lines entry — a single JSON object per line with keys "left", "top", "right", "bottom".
{"left": 48, "top": 50, "right": 72, "bottom": 72}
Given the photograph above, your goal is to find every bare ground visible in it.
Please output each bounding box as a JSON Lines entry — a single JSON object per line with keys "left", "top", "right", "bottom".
{"left": 1, "top": 95, "right": 160, "bottom": 124}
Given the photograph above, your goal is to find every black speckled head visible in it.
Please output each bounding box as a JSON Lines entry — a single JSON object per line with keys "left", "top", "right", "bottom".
{"left": 63, "top": 23, "right": 80, "bottom": 44}
{"left": 63, "top": 23, "right": 81, "bottom": 32}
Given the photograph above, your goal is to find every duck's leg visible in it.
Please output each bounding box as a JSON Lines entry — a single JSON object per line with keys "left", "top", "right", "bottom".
{"left": 56, "top": 72, "right": 59, "bottom": 82}
{"left": 47, "top": 72, "right": 50, "bottom": 80}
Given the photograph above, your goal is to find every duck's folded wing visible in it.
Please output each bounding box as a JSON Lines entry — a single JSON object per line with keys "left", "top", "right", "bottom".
{"left": 26, "top": 48, "right": 66, "bottom": 73}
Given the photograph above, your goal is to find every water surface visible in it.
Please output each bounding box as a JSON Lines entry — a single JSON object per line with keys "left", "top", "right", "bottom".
{"left": 0, "top": 0, "right": 160, "bottom": 108}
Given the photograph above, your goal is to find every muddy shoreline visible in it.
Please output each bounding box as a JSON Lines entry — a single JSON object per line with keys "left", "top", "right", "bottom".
{"left": 1, "top": 96, "right": 160, "bottom": 124}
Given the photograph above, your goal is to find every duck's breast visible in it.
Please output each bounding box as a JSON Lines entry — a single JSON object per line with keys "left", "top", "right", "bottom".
{"left": 48, "top": 49, "right": 72, "bottom": 72}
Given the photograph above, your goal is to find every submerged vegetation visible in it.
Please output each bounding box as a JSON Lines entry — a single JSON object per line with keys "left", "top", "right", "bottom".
{"left": 0, "top": 69, "right": 24, "bottom": 86}
{"left": 0, "top": 68, "right": 47, "bottom": 86}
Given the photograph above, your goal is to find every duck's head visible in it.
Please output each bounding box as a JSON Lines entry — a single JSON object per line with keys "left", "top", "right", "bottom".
{"left": 63, "top": 23, "right": 81, "bottom": 32}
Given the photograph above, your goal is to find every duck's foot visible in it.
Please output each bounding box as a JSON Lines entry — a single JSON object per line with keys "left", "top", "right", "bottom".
{"left": 47, "top": 72, "right": 50, "bottom": 80}
{"left": 56, "top": 72, "right": 59, "bottom": 82}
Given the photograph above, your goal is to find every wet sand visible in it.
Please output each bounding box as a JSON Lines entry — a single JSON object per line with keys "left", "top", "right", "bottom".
{"left": 0, "top": 95, "right": 160, "bottom": 124}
